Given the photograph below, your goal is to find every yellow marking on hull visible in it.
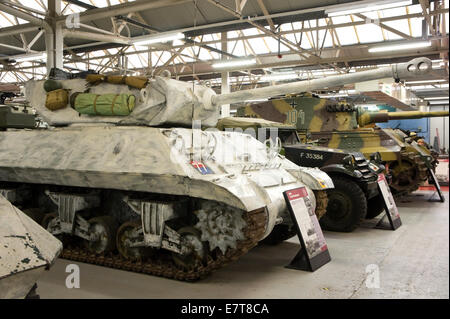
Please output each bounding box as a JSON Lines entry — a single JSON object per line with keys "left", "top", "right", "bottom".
{"left": 273, "top": 100, "right": 294, "bottom": 114}
{"left": 245, "top": 105, "right": 259, "bottom": 117}
{"left": 309, "top": 99, "right": 326, "bottom": 130}
{"left": 328, "top": 133, "right": 341, "bottom": 148}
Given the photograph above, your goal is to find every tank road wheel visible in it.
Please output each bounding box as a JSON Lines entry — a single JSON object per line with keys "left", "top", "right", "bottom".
{"left": 172, "top": 227, "right": 207, "bottom": 269}
{"left": 116, "top": 221, "right": 153, "bottom": 261}
{"left": 320, "top": 176, "right": 367, "bottom": 232}
{"left": 365, "top": 194, "right": 385, "bottom": 219}
{"left": 86, "top": 216, "right": 117, "bottom": 254}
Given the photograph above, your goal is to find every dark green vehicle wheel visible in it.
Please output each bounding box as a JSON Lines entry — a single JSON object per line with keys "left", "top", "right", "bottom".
{"left": 320, "top": 176, "right": 367, "bottom": 232}
{"left": 365, "top": 194, "right": 385, "bottom": 219}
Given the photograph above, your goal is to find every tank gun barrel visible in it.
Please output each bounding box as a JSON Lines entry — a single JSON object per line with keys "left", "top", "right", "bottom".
{"left": 358, "top": 110, "right": 450, "bottom": 126}
{"left": 211, "top": 57, "right": 432, "bottom": 107}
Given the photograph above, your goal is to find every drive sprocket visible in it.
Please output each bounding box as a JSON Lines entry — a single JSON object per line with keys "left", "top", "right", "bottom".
{"left": 390, "top": 151, "right": 428, "bottom": 195}
{"left": 194, "top": 201, "right": 246, "bottom": 254}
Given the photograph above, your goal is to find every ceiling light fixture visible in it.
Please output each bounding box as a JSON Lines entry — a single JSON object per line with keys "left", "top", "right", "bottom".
{"left": 212, "top": 58, "right": 256, "bottom": 69}
{"left": 260, "top": 73, "right": 300, "bottom": 82}
{"left": 132, "top": 32, "right": 185, "bottom": 46}
{"left": 326, "top": 0, "right": 412, "bottom": 17}
{"left": 429, "top": 100, "right": 449, "bottom": 105}
{"left": 424, "top": 96, "right": 449, "bottom": 100}
{"left": 318, "top": 93, "right": 348, "bottom": 98}
{"left": 14, "top": 52, "right": 47, "bottom": 62}
{"left": 368, "top": 41, "right": 432, "bottom": 53}
{"left": 405, "top": 79, "right": 447, "bottom": 85}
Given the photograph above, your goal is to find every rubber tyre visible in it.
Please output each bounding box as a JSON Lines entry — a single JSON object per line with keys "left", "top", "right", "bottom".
{"left": 365, "top": 194, "right": 385, "bottom": 219}
{"left": 320, "top": 176, "right": 367, "bottom": 232}
{"left": 261, "top": 224, "right": 296, "bottom": 245}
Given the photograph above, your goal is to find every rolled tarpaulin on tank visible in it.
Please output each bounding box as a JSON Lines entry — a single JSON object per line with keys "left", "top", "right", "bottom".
{"left": 86, "top": 74, "right": 106, "bottom": 85}
{"left": 106, "top": 75, "right": 126, "bottom": 84}
{"left": 125, "top": 76, "right": 148, "bottom": 89}
{"left": 73, "top": 93, "right": 136, "bottom": 116}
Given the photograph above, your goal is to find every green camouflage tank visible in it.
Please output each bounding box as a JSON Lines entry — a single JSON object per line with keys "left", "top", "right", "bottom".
{"left": 239, "top": 94, "right": 449, "bottom": 195}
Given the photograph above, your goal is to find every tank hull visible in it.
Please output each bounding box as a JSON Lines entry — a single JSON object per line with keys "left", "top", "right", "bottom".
{"left": 0, "top": 125, "right": 318, "bottom": 280}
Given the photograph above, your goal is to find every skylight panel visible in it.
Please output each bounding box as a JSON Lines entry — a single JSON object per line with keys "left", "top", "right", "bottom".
{"left": 247, "top": 38, "right": 269, "bottom": 54}
{"left": 198, "top": 47, "right": 214, "bottom": 60}
{"left": 299, "top": 34, "right": 313, "bottom": 50}
{"left": 335, "top": 26, "right": 358, "bottom": 45}
{"left": 379, "top": 7, "right": 406, "bottom": 18}
{"left": 156, "top": 51, "right": 173, "bottom": 66}
{"left": 383, "top": 20, "right": 411, "bottom": 38}
{"left": 357, "top": 24, "right": 384, "bottom": 43}
{"left": 331, "top": 15, "right": 352, "bottom": 24}
{"left": 409, "top": 17, "right": 424, "bottom": 37}
{"left": 407, "top": 4, "right": 423, "bottom": 14}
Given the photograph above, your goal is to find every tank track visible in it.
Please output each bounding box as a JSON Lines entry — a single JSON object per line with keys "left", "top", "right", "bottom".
{"left": 313, "top": 190, "right": 328, "bottom": 219}
{"left": 59, "top": 209, "right": 267, "bottom": 281}
{"left": 391, "top": 151, "right": 429, "bottom": 196}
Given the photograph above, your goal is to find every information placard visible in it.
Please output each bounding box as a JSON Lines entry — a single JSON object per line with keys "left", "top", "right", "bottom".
{"left": 376, "top": 173, "right": 402, "bottom": 230}
{"left": 283, "top": 187, "right": 331, "bottom": 272}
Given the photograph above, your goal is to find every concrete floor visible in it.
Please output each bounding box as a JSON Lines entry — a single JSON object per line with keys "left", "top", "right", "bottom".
{"left": 37, "top": 190, "right": 449, "bottom": 299}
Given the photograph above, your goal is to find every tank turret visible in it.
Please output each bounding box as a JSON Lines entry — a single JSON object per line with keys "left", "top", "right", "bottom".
{"left": 298, "top": 103, "right": 449, "bottom": 131}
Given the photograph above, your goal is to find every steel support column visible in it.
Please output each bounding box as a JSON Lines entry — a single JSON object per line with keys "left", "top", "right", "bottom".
{"left": 221, "top": 31, "right": 230, "bottom": 118}
{"left": 47, "top": 0, "right": 63, "bottom": 72}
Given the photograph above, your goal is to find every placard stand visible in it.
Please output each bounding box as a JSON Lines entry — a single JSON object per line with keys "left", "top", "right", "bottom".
{"left": 427, "top": 168, "right": 445, "bottom": 203}
{"left": 375, "top": 174, "right": 402, "bottom": 230}
{"left": 283, "top": 187, "right": 331, "bottom": 272}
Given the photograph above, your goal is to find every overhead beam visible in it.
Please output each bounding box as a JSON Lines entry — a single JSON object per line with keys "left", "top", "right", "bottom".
{"left": 57, "top": 0, "right": 191, "bottom": 23}
{"left": 256, "top": 0, "right": 276, "bottom": 31}
{"left": 354, "top": 13, "right": 413, "bottom": 40}
{"left": 0, "top": 2, "right": 50, "bottom": 29}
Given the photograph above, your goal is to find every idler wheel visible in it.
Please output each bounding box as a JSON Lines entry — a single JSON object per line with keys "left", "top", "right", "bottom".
{"left": 86, "top": 216, "right": 117, "bottom": 254}
{"left": 172, "top": 227, "right": 206, "bottom": 269}
{"left": 41, "top": 212, "right": 68, "bottom": 245}
{"left": 116, "top": 221, "right": 154, "bottom": 261}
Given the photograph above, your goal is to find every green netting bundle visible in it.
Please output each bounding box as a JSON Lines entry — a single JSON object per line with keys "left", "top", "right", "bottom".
{"left": 73, "top": 93, "right": 136, "bottom": 116}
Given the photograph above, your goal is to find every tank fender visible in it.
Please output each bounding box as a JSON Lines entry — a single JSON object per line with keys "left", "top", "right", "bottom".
{"left": 287, "top": 167, "right": 334, "bottom": 190}
{"left": 321, "top": 164, "right": 363, "bottom": 179}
